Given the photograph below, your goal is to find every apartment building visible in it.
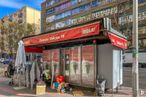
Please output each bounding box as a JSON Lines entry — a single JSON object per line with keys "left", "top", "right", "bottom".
{"left": 1, "top": 6, "right": 41, "bottom": 34}
{"left": 41, "top": 0, "right": 146, "bottom": 50}
{"left": 0, "top": 6, "right": 41, "bottom": 56}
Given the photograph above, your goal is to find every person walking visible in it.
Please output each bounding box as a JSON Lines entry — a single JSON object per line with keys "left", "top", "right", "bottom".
{"left": 8, "top": 63, "right": 15, "bottom": 78}
{"left": 4, "top": 65, "right": 8, "bottom": 77}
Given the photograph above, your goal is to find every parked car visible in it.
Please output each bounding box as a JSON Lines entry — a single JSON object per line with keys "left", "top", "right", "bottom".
{"left": 3, "top": 59, "right": 12, "bottom": 64}
{"left": 0, "top": 58, "right": 5, "bottom": 63}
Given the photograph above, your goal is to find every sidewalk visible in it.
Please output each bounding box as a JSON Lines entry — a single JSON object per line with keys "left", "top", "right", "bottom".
{"left": 0, "top": 63, "right": 145, "bottom": 97}
{"left": 0, "top": 77, "right": 145, "bottom": 97}
{"left": 44, "top": 87, "right": 146, "bottom": 97}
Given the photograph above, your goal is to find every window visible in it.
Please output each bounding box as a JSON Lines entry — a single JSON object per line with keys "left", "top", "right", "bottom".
{"left": 92, "top": 0, "right": 99, "bottom": 7}
{"left": 71, "top": 0, "right": 78, "bottom": 5}
{"left": 139, "top": 40, "right": 143, "bottom": 48}
{"left": 143, "top": 39, "right": 146, "bottom": 47}
{"left": 82, "top": 45, "right": 95, "bottom": 87}
{"left": 84, "top": 3, "right": 91, "bottom": 11}
{"left": 70, "top": 46, "right": 81, "bottom": 84}
{"left": 46, "top": 8, "right": 54, "bottom": 15}
{"left": 64, "top": 11, "right": 71, "bottom": 17}
{"left": 139, "top": 0, "right": 146, "bottom": 3}
{"left": 46, "top": 15, "right": 55, "bottom": 23}
{"left": 46, "top": 0, "right": 61, "bottom": 7}
{"left": 72, "top": 8, "right": 80, "bottom": 15}
{"left": 56, "top": 14, "right": 62, "bottom": 20}
{"left": 56, "top": 22, "right": 65, "bottom": 29}
{"left": 139, "top": 26, "right": 146, "bottom": 34}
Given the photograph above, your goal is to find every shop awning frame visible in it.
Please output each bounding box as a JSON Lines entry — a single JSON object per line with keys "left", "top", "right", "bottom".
{"left": 23, "top": 18, "right": 128, "bottom": 51}
{"left": 23, "top": 22, "right": 101, "bottom": 46}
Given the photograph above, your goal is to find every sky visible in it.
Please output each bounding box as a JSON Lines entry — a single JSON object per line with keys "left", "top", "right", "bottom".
{"left": 0, "top": 0, "right": 44, "bottom": 19}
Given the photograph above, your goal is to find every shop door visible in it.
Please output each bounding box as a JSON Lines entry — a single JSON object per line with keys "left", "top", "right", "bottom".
{"left": 60, "top": 48, "right": 70, "bottom": 82}
{"left": 81, "top": 45, "right": 95, "bottom": 87}
{"left": 61, "top": 45, "right": 95, "bottom": 87}
{"left": 61, "top": 47, "right": 81, "bottom": 85}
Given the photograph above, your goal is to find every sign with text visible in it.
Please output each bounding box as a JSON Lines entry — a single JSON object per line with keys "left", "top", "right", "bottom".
{"left": 23, "top": 22, "right": 100, "bottom": 46}
{"left": 108, "top": 32, "right": 128, "bottom": 49}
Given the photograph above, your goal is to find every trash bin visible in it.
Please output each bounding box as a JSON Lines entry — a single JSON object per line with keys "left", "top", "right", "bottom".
{"left": 36, "top": 81, "right": 46, "bottom": 95}
{"left": 95, "top": 79, "right": 106, "bottom": 96}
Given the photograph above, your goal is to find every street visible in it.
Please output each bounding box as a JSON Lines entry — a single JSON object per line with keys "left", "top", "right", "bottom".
{"left": 123, "top": 67, "right": 146, "bottom": 90}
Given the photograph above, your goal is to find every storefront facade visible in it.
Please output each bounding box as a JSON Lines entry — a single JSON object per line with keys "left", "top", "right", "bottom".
{"left": 42, "top": 44, "right": 96, "bottom": 88}
{"left": 23, "top": 19, "right": 127, "bottom": 89}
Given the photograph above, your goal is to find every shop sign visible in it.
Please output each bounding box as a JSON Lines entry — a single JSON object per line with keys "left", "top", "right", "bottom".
{"left": 24, "top": 22, "right": 100, "bottom": 46}
{"left": 108, "top": 32, "right": 128, "bottom": 49}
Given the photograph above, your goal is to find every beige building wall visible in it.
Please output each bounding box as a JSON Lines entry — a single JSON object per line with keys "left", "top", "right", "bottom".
{"left": 26, "top": 6, "right": 41, "bottom": 34}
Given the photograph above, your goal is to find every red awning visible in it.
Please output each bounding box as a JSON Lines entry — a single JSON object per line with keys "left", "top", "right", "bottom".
{"left": 23, "top": 21, "right": 127, "bottom": 50}
{"left": 23, "top": 22, "right": 100, "bottom": 46}
{"left": 25, "top": 47, "right": 43, "bottom": 53}
{"left": 108, "top": 32, "right": 128, "bottom": 49}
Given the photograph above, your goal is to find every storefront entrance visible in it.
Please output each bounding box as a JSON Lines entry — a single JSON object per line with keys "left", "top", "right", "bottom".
{"left": 61, "top": 45, "right": 96, "bottom": 88}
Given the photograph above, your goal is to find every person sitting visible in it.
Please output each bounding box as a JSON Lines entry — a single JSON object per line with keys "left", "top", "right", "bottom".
{"left": 42, "top": 64, "right": 51, "bottom": 86}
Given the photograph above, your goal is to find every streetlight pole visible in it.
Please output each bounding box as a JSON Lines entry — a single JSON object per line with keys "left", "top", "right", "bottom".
{"left": 132, "top": 0, "right": 139, "bottom": 97}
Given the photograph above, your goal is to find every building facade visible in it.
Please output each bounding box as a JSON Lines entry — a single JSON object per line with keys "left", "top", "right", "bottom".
{"left": 26, "top": 0, "right": 130, "bottom": 88}
{"left": 1, "top": 6, "right": 41, "bottom": 34}
{"left": 0, "top": 6, "right": 41, "bottom": 56}
{"left": 41, "top": 0, "right": 146, "bottom": 51}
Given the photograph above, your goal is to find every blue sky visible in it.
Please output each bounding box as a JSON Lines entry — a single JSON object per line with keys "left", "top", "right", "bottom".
{"left": 0, "top": 0, "right": 44, "bottom": 19}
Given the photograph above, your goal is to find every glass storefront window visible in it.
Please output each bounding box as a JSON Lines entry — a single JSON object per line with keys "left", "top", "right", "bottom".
{"left": 82, "top": 45, "right": 95, "bottom": 87}
{"left": 42, "top": 50, "right": 60, "bottom": 77}
{"left": 51, "top": 49, "right": 60, "bottom": 76}
{"left": 70, "top": 46, "right": 81, "bottom": 84}
{"left": 42, "top": 50, "right": 52, "bottom": 70}
{"left": 60, "top": 45, "right": 95, "bottom": 87}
